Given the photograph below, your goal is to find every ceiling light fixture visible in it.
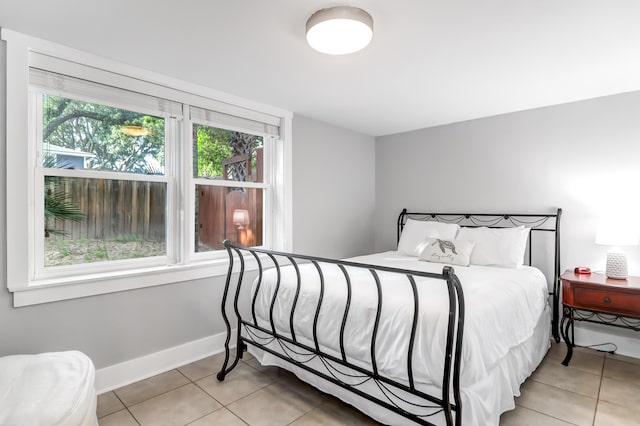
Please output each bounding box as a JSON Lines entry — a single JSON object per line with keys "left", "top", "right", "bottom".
{"left": 306, "top": 6, "right": 373, "bottom": 55}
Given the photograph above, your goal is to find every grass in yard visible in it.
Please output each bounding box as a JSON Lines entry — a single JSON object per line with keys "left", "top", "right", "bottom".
{"left": 45, "top": 237, "right": 165, "bottom": 267}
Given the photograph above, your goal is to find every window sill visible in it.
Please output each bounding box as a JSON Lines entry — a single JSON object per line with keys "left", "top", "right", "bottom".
{"left": 9, "top": 258, "right": 252, "bottom": 307}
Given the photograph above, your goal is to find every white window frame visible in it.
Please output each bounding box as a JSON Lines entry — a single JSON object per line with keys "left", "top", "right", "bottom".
{"left": 31, "top": 87, "right": 179, "bottom": 280}
{"left": 2, "top": 29, "right": 293, "bottom": 307}
{"left": 187, "top": 115, "right": 273, "bottom": 262}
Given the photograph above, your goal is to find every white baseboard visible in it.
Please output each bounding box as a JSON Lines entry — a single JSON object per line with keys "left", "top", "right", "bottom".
{"left": 95, "top": 328, "right": 237, "bottom": 394}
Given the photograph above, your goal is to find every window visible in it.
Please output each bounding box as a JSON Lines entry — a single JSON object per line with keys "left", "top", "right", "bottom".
{"left": 32, "top": 73, "right": 176, "bottom": 274}
{"left": 3, "top": 29, "right": 292, "bottom": 306}
{"left": 192, "top": 124, "right": 267, "bottom": 252}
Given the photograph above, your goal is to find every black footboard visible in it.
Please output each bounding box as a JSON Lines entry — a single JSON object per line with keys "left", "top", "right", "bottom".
{"left": 217, "top": 240, "right": 465, "bottom": 426}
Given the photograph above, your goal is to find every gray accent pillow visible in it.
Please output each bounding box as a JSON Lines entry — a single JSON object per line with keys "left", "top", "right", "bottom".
{"left": 419, "top": 238, "right": 475, "bottom": 266}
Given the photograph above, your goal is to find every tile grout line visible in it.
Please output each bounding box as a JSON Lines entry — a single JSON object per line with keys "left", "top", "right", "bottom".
{"left": 520, "top": 355, "right": 600, "bottom": 425}
{"left": 97, "top": 391, "right": 126, "bottom": 420}
{"left": 523, "top": 350, "right": 610, "bottom": 426}
{"left": 598, "top": 355, "right": 640, "bottom": 416}
{"left": 120, "top": 380, "right": 198, "bottom": 411}
{"left": 124, "top": 393, "right": 143, "bottom": 426}
{"left": 218, "top": 371, "right": 322, "bottom": 425}
{"left": 226, "top": 409, "right": 251, "bottom": 426}
{"left": 103, "top": 390, "right": 143, "bottom": 425}
{"left": 116, "top": 358, "right": 242, "bottom": 426}
{"left": 286, "top": 411, "right": 308, "bottom": 426}
{"left": 182, "top": 406, "right": 250, "bottom": 426}
{"left": 218, "top": 382, "right": 285, "bottom": 424}
{"left": 175, "top": 366, "right": 194, "bottom": 383}
{"left": 175, "top": 363, "right": 244, "bottom": 422}
{"left": 126, "top": 406, "right": 143, "bottom": 426}
{"left": 185, "top": 379, "right": 226, "bottom": 422}
{"left": 112, "top": 369, "right": 192, "bottom": 407}
{"left": 125, "top": 378, "right": 226, "bottom": 426}
{"left": 190, "top": 365, "right": 286, "bottom": 416}
{"left": 101, "top": 357, "right": 311, "bottom": 425}
{"left": 591, "top": 356, "right": 606, "bottom": 426}
{"left": 515, "top": 405, "right": 580, "bottom": 426}
{"left": 530, "top": 376, "right": 600, "bottom": 401}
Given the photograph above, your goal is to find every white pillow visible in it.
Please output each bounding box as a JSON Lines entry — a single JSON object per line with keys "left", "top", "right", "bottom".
{"left": 456, "top": 226, "right": 530, "bottom": 268}
{"left": 397, "top": 219, "right": 460, "bottom": 257}
{"left": 419, "top": 238, "right": 475, "bottom": 266}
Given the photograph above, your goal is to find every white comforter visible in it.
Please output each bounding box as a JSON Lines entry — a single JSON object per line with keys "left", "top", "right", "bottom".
{"left": 251, "top": 251, "right": 548, "bottom": 390}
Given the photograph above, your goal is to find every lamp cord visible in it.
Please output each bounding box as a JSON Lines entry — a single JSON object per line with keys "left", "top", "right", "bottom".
{"left": 574, "top": 342, "right": 617, "bottom": 354}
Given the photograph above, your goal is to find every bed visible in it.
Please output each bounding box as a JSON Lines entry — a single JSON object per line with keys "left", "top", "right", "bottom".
{"left": 216, "top": 209, "right": 562, "bottom": 426}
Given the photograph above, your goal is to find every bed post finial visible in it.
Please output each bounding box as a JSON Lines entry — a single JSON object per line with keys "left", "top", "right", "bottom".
{"left": 223, "top": 239, "right": 232, "bottom": 248}
{"left": 442, "top": 265, "right": 455, "bottom": 279}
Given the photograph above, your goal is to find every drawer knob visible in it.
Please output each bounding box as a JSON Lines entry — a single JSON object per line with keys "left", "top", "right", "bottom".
{"left": 604, "top": 297, "right": 611, "bottom": 304}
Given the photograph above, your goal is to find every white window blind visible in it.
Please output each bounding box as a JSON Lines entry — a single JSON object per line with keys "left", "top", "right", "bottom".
{"left": 190, "top": 105, "right": 280, "bottom": 137}
{"left": 29, "top": 52, "right": 281, "bottom": 137}
{"left": 29, "top": 68, "right": 183, "bottom": 119}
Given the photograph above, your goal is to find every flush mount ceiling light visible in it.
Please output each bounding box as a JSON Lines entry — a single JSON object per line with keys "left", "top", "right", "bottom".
{"left": 306, "top": 6, "right": 373, "bottom": 55}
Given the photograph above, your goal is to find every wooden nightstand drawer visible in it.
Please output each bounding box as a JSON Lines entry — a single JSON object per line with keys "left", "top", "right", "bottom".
{"left": 573, "top": 287, "right": 640, "bottom": 317}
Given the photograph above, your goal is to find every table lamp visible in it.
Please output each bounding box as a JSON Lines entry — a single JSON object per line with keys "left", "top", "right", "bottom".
{"left": 595, "top": 217, "right": 639, "bottom": 279}
{"left": 232, "top": 209, "right": 250, "bottom": 229}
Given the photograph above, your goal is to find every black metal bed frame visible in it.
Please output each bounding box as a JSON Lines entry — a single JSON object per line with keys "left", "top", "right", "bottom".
{"left": 398, "top": 209, "right": 563, "bottom": 343}
{"left": 217, "top": 208, "right": 562, "bottom": 426}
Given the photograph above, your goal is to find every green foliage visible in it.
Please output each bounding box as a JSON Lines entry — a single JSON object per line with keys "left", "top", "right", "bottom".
{"left": 194, "top": 125, "right": 263, "bottom": 180}
{"left": 86, "top": 246, "right": 107, "bottom": 262}
{"left": 195, "top": 125, "right": 233, "bottom": 177}
{"left": 43, "top": 156, "right": 85, "bottom": 237}
{"left": 43, "top": 95, "right": 165, "bottom": 174}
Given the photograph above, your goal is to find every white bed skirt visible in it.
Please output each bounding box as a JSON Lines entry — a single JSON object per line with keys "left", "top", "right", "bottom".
{"left": 248, "top": 304, "right": 551, "bottom": 426}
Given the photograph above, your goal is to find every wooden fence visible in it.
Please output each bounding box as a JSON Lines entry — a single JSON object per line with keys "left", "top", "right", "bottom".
{"left": 47, "top": 149, "right": 264, "bottom": 247}
{"left": 195, "top": 147, "right": 264, "bottom": 250}
{"left": 196, "top": 186, "right": 263, "bottom": 251}
{"left": 47, "top": 178, "right": 166, "bottom": 241}
{"left": 47, "top": 177, "right": 263, "bottom": 250}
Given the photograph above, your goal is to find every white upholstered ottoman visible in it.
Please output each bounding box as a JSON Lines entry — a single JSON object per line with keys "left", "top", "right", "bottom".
{"left": 0, "top": 351, "right": 98, "bottom": 426}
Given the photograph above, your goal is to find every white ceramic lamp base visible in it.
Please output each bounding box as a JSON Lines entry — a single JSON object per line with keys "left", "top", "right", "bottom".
{"left": 606, "top": 251, "right": 628, "bottom": 280}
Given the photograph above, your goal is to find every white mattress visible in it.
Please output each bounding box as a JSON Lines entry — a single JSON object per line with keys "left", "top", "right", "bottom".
{"left": 247, "top": 251, "right": 551, "bottom": 425}
{"left": 0, "top": 351, "right": 98, "bottom": 426}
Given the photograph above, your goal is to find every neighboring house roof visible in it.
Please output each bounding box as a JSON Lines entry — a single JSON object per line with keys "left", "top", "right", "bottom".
{"left": 43, "top": 143, "right": 95, "bottom": 159}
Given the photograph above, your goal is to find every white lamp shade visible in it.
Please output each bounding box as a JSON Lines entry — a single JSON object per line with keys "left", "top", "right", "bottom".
{"left": 595, "top": 217, "right": 639, "bottom": 246}
{"left": 306, "top": 6, "right": 373, "bottom": 55}
{"left": 232, "top": 209, "right": 250, "bottom": 228}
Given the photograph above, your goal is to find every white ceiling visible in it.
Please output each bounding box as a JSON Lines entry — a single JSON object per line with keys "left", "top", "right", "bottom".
{"left": 2, "top": 0, "right": 640, "bottom": 136}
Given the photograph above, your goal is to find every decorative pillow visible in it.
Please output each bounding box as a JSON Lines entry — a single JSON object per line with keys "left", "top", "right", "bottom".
{"left": 419, "top": 238, "right": 475, "bottom": 266}
{"left": 397, "top": 219, "right": 460, "bottom": 257}
{"left": 456, "top": 226, "right": 530, "bottom": 268}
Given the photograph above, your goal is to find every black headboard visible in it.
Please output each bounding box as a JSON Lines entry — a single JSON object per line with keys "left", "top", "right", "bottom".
{"left": 397, "top": 208, "right": 562, "bottom": 341}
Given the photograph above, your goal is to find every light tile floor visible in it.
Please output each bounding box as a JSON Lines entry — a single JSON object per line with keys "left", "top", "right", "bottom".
{"left": 98, "top": 342, "right": 640, "bottom": 425}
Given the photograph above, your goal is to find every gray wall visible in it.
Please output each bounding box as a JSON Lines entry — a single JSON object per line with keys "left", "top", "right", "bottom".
{"left": 292, "top": 115, "right": 376, "bottom": 258}
{"left": 375, "top": 91, "right": 640, "bottom": 355}
{"left": 0, "top": 38, "right": 375, "bottom": 368}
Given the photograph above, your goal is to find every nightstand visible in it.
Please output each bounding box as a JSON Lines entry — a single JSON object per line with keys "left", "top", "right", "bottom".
{"left": 560, "top": 271, "right": 640, "bottom": 365}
